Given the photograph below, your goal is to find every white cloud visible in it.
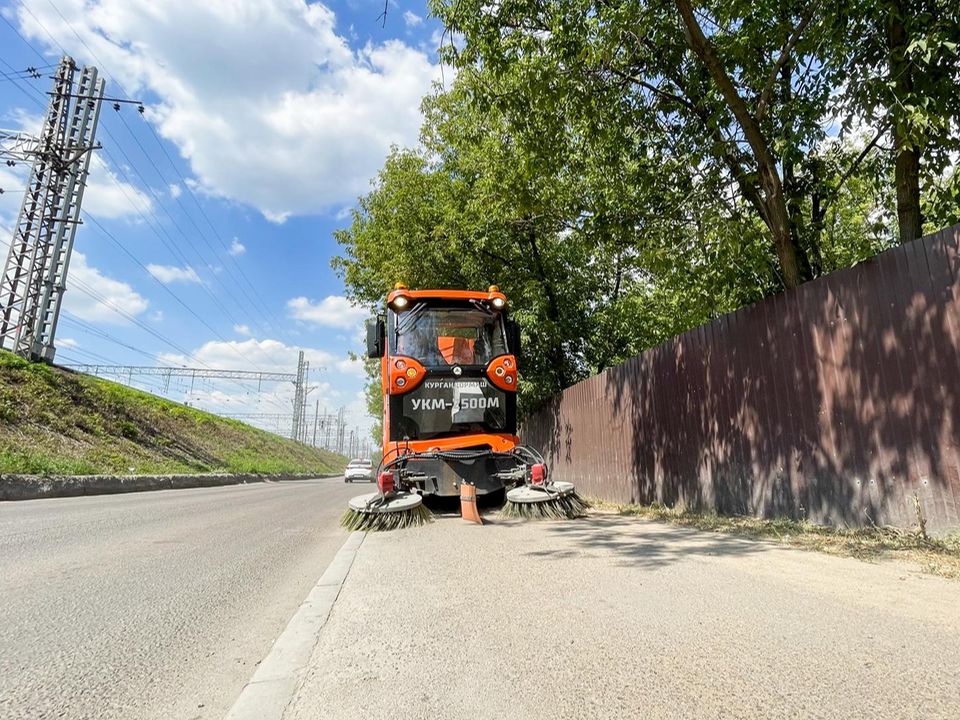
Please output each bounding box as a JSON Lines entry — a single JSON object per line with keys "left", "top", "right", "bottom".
{"left": 404, "top": 10, "right": 423, "bottom": 27}
{"left": 149, "top": 310, "right": 164, "bottom": 322}
{"left": 336, "top": 355, "right": 367, "bottom": 378}
{"left": 64, "top": 251, "right": 149, "bottom": 323}
{"left": 229, "top": 238, "right": 246, "bottom": 256}
{"left": 58, "top": 337, "right": 80, "bottom": 348}
{"left": 147, "top": 263, "right": 203, "bottom": 284}
{"left": 169, "top": 183, "right": 182, "bottom": 198}
{"left": 287, "top": 295, "right": 369, "bottom": 330}
{"left": 154, "top": 336, "right": 375, "bottom": 439}
{"left": 234, "top": 323, "right": 252, "bottom": 337}
{"left": 158, "top": 337, "right": 334, "bottom": 374}
{"left": 15, "top": 0, "right": 442, "bottom": 221}
{"left": 83, "top": 154, "right": 154, "bottom": 220}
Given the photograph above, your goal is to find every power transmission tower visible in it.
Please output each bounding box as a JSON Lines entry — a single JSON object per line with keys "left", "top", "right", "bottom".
{"left": 291, "top": 351, "right": 307, "bottom": 442}
{"left": 312, "top": 399, "right": 319, "bottom": 447}
{"left": 0, "top": 57, "right": 105, "bottom": 362}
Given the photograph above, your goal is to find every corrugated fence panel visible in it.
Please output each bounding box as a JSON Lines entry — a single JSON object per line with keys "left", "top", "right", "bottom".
{"left": 522, "top": 224, "right": 960, "bottom": 534}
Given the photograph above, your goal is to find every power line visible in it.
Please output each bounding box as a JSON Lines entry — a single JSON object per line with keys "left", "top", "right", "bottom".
{"left": 60, "top": 311, "right": 186, "bottom": 363}
{"left": 60, "top": 364, "right": 298, "bottom": 383}
{"left": 96, "top": 121, "right": 292, "bottom": 362}
{"left": 2, "top": 65, "right": 296, "bottom": 373}
{"left": 32, "top": 0, "right": 300, "bottom": 348}
{"left": 0, "top": 11, "right": 49, "bottom": 63}
{"left": 65, "top": 277, "right": 296, "bottom": 414}
{"left": 79, "top": 211, "right": 274, "bottom": 372}
{"left": 113, "top": 111, "right": 294, "bottom": 345}
{"left": 1, "top": 12, "right": 310, "bottom": 421}
{"left": 1, "top": 24, "right": 287, "bottom": 372}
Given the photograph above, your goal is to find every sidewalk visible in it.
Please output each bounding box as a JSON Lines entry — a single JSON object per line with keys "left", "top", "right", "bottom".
{"left": 286, "top": 512, "right": 960, "bottom": 720}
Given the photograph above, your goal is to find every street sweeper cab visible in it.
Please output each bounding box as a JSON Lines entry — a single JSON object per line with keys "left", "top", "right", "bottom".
{"left": 341, "top": 284, "right": 584, "bottom": 530}
{"left": 367, "top": 284, "right": 524, "bottom": 498}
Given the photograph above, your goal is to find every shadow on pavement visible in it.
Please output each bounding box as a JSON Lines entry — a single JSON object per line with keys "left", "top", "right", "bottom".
{"left": 523, "top": 514, "right": 769, "bottom": 570}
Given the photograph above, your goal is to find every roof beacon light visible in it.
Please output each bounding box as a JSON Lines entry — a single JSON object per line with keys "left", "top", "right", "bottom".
{"left": 487, "top": 284, "right": 507, "bottom": 309}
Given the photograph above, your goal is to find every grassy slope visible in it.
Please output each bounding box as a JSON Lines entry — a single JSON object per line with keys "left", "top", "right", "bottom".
{"left": 0, "top": 351, "right": 348, "bottom": 477}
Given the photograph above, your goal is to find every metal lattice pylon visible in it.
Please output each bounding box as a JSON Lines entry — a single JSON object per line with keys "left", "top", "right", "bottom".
{"left": 291, "top": 351, "right": 307, "bottom": 442}
{"left": 0, "top": 56, "right": 105, "bottom": 362}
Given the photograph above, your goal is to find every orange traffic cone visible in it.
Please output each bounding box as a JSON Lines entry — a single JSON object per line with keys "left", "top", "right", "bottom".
{"left": 460, "top": 483, "right": 482, "bottom": 525}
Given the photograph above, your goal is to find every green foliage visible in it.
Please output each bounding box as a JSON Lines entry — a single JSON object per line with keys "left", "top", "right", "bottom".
{"left": 0, "top": 447, "right": 99, "bottom": 476}
{"left": 118, "top": 421, "right": 140, "bottom": 440}
{"left": 0, "top": 351, "right": 350, "bottom": 477}
{"left": 335, "top": 0, "right": 958, "bottom": 416}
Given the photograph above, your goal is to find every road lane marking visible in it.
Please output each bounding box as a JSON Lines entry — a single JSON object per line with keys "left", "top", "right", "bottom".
{"left": 223, "top": 530, "right": 365, "bottom": 720}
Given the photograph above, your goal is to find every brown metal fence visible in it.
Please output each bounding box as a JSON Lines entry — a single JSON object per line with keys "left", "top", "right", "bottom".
{"left": 522, "top": 224, "right": 960, "bottom": 533}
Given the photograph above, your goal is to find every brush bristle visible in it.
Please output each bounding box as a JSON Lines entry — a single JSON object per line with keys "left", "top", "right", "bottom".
{"left": 340, "top": 503, "right": 433, "bottom": 532}
{"left": 498, "top": 491, "right": 589, "bottom": 520}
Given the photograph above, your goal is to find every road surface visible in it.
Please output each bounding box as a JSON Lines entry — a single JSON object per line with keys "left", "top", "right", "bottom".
{"left": 287, "top": 513, "right": 960, "bottom": 720}
{"left": 0, "top": 477, "right": 357, "bottom": 720}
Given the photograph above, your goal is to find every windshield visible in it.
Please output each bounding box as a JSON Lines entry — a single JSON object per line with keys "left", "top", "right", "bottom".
{"left": 348, "top": 460, "right": 371, "bottom": 467}
{"left": 391, "top": 304, "right": 507, "bottom": 366}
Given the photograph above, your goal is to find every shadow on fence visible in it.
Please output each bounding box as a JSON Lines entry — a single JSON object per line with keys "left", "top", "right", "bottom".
{"left": 523, "top": 225, "right": 960, "bottom": 534}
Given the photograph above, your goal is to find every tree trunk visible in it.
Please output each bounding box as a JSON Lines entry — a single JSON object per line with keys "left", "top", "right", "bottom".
{"left": 893, "top": 136, "right": 924, "bottom": 243}
{"left": 673, "top": 0, "right": 806, "bottom": 289}
{"left": 887, "top": 4, "right": 924, "bottom": 242}
{"left": 526, "top": 227, "right": 568, "bottom": 389}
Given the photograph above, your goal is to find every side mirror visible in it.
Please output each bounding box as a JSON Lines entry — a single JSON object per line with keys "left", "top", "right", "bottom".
{"left": 507, "top": 318, "right": 521, "bottom": 361}
{"left": 366, "top": 317, "right": 385, "bottom": 358}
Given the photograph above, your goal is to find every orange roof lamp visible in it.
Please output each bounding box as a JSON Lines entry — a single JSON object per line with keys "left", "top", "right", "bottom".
{"left": 342, "top": 285, "right": 586, "bottom": 531}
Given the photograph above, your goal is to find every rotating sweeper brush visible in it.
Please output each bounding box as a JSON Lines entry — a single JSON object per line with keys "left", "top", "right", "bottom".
{"left": 340, "top": 468, "right": 432, "bottom": 532}
{"left": 499, "top": 447, "right": 588, "bottom": 520}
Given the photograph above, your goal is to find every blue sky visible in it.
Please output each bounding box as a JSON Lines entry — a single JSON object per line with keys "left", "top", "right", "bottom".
{"left": 0, "top": 0, "right": 447, "bottom": 440}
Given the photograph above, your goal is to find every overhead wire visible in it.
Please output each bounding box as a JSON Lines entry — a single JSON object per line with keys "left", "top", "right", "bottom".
{"left": 2, "top": 8, "right": 300, "bottom": 369}
{"left": 0, "top": 61, "right": 292, "bottom": 379}
{"left": 0, "top": 51, "right": 279, "bottom": 373}
{"left": 38, "top": 0, "right": 301, "bottom": 348}
{"left": 1, "top": 8, "right": 313, "bottom": 423}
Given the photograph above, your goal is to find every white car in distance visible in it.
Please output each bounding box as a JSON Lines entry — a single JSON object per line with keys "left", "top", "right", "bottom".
{"left": 344, "top": 459, "right": 374, "bottom": 483}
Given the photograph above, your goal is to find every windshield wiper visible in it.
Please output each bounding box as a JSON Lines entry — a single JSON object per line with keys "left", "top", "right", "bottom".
{"left": 395, "top": 302, "right": 428, "bottom": 345}
{"left": 470, "top": 299, "right": 494, "bottom": 316}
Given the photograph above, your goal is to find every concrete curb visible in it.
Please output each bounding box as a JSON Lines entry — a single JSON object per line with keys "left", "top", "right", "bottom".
{"left": 0, "top": 472, "right": 342, "bottom": 501}
{"left": 223, "top": 531, "right": 365, "bottom": 720}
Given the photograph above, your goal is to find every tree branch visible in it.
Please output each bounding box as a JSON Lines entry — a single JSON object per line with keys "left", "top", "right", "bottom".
{"left": 606, "top": 66, "right": 697, "bottom": 111}
{"left": 673, "top": 0, "right": 802, "bottom": 287}
{"left": 756, "top": 2, "right": 821, "bottom": 122}
{"left": 819, "top": 123, "right": 889, "bottom": 217}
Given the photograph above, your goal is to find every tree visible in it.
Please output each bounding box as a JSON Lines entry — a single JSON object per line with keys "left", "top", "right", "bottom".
{"left": 831, "top": 0, "right": 960, "bottom": 242}
{"left": 433, "top": 0, "right": 863, "bottom": 287}
{"left": 333, "top": 87, "right": 595, "bottom": 414}
{"left": 335, "top": 1, "right": 918, "bottom": 413}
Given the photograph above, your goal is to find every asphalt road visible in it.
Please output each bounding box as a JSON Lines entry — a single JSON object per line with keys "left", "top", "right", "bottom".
{"left": 289, "top": 512, "right": 960, "bottom": 720}
{"left": 0, "top": 477, "right": 359, "bottom": 720}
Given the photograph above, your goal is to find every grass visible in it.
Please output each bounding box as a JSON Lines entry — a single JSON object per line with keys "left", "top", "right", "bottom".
{"left": 0, "top": 351, "right": 348, "bottom": 477}
{"left": 594, "top": 500, "right": 960, "bottom": 580}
